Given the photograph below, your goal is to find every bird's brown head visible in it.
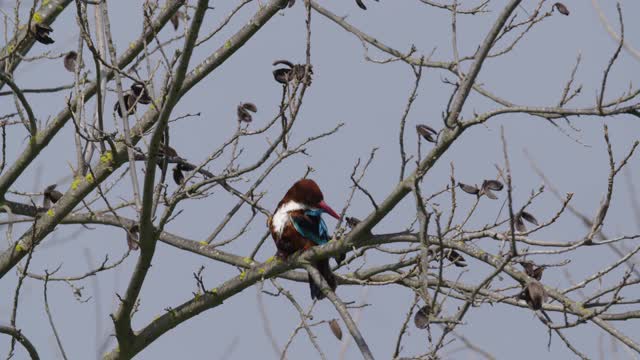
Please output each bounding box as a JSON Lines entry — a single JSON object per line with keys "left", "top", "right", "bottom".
{"left": 281, "top": 179, "right": 339, "bottom": 219}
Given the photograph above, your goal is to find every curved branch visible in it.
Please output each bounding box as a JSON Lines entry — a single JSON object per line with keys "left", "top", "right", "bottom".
{"left": 0, "top": 325, "right": 40, "bottom": 360}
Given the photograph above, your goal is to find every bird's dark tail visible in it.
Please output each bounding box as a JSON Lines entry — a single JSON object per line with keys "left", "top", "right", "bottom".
{"left": 309, "top": 259, "right": 336, "bottom": 300}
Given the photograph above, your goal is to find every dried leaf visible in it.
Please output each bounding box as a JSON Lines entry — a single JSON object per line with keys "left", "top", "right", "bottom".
{"left": 126, "top": 224, "right": 140, "bottom": 251}
{"left": 458, "top": 182, "right": 479, "bottom": 195}
{"left": 63, "top": 51, "right": 77, "bottom": 72}
{"left": 482, "top": 188, "right": 498, "bottom": 200}
{"left": 273, "top": 59, "right": 294, "bottom": 68}
{"left": 170, "top": 12, "right": 181, "bottom": 30}
{"left": 172, "top": 166, "right": 185, "bottom": 185}
{"left": 520, "top": 211, "right": 539, "bottom": 226}
{"left": 515, "top": 215, "right": 526, "bottom": 233}
{"left": 553, "top": 2, "right": 569, "bottom": 16}
{"left": 414, "top": 305, "right": 431, "bottom": 329}
{"left": 328, "top": 319, "right": 343, "bottom": 340}
{"left": 237, "top": 108, "right": 252, "bottom": 123}
{"left": 32, "top": 23, "right": 54, "bottom": 45}
{"left": 114, "top": 93, "right": 137, "bottom": 118}
{"left": 445, "top": 249, "right": 467, "bottom": 267}
{"left": 177, "top": 162, "right": 197, "bottom": 172}
{"left": 272, "top": 68, "right": 290, "bottom": 84}
{"left": 43, "top": 184, "right": 62, "bottom": 208}
{"left": 416, "top": 124, "right": 437, "bottom": 143}
{"left": 482, "top": 179, "right": 504, "bottom": 191}
{"left": 241, "top": 102, "right": 257, "bottom": 113}
{"left": 131, "top": 83, "right": 152, "bottom": 104}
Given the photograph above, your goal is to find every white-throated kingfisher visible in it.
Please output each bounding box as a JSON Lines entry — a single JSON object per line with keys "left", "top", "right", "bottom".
{"left": 269, "top": 179, "right": 340, "bottom": 300}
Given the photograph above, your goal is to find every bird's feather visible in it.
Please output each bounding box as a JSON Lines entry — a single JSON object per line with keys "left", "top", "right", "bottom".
{"left": 290, "top": 209, "right": 329, "bottom": 245}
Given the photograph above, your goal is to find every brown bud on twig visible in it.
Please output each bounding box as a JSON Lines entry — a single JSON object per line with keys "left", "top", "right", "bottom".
{"left": 237, "top": 102, "right": 258, "bottom": 122}
{"left": 63, "top": 51, "right": 78, "bottom": 72}
{"left": 126, "top": 224, "right": 140, "bottom": 250}
{"left": 31, "top": 23, "right": 54, "bottom": 45}
{"left": 416, "top": 124, "right": 438, "bottom": 143}
{"left": 43, "top": 184, "right": 63, "bottom": 208}
{"left": 328, "top": 319, "right": 343, "bottom": 340}
{"left": 458, "top": 182, "right": 480, "bottom": 195}
{"left": 553, "top": 2, "right": 570, "bottom": 16}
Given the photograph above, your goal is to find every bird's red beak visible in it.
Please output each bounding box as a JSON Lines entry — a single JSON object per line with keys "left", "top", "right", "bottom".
{"left": 318, "top": 200, "right": 340, "bottom": 220}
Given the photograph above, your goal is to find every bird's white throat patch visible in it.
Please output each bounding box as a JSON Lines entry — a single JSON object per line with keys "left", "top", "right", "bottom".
{"left": 272, "top": 201, "right": 305, "bottom": 237}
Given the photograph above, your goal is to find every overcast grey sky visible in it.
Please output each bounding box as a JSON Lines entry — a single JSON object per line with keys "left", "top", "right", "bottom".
{"left": 1, "top": 0, "right": 640, "bottom": 359}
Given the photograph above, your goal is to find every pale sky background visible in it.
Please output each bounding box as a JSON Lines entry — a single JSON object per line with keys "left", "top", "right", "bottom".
{"left": 1, "top": 0, "right": 640, "bottom": 359}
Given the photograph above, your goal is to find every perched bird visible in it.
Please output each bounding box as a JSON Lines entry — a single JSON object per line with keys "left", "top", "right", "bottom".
{"left": 269, "top": 179, "right": 340, "bottom": 300}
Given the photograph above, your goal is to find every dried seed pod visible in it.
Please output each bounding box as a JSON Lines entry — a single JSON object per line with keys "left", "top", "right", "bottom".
{"left": 170, "top": 12, "right": 181, "bottom": 30}
{"left": 114, "top": 93, "right": 137, "bottom": 118}
{"left": 126, "top": 224, "right": 140, "bottom": 250}
{"left": 521, "top": 280, "right": 547, "bottom": 310}
{"left": 416, "top": 124, "right": 437, "bottom": 143}
{"left": 272, "top": 68, "right": 290, "bottom": 84}
{"left": 482, "top": 188, "right": 498, "bottom": 200}
{"left": 458, "top": 182, "right": 479, "bottom": 195}
{"left": 273, "top": 59, "right": 294, "bottom": 68}
{"left": 445, "top": 249, "right": 467, "bottom": 267}
{"left": 237, "top": 102, "right": 257, "bottom": 122}
{"left": 520, "top": 211, "right": 539, "bottom": 226}
{"left": 177, "top": 162, "right": 197, "bottom": 172}
{"left": 345, "top": 217, "right": 361, "bottom": 228}
{"left": 241, "top": 102, "right": 257, "bottom": 113}
{"left": 130, "top": 83, "right": 152, "bottom": 104}
{"left": 414, "top": 305, "right": 433, "bottom": 329}
{"left": 480, "top": 179, "right": 503, "bottom": 200}
{"left": 482, "top": 179, "right": 504, "bottom": 191}
{"left": 290, "top": 64, "right": 313, "bottom": 85}
{"left": 63, "top": 51, "right": 78, "bottom": 72}
{"left": 31, "top": 23, "right": 54, "bottom": 45}
{"left": 328, "top": 319, "right": 343, "bottom": 340}
{"left": 43, "top": 184, "right": 63, "bottom": 208}
{"left": 553, "top": 2, "right": 569, "bottom": 16}
{"left": 172, "top": 166, "right": 185, "bottom": 185}
{"left": 515, "top": 214, "right": 527, "bottom": 233}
